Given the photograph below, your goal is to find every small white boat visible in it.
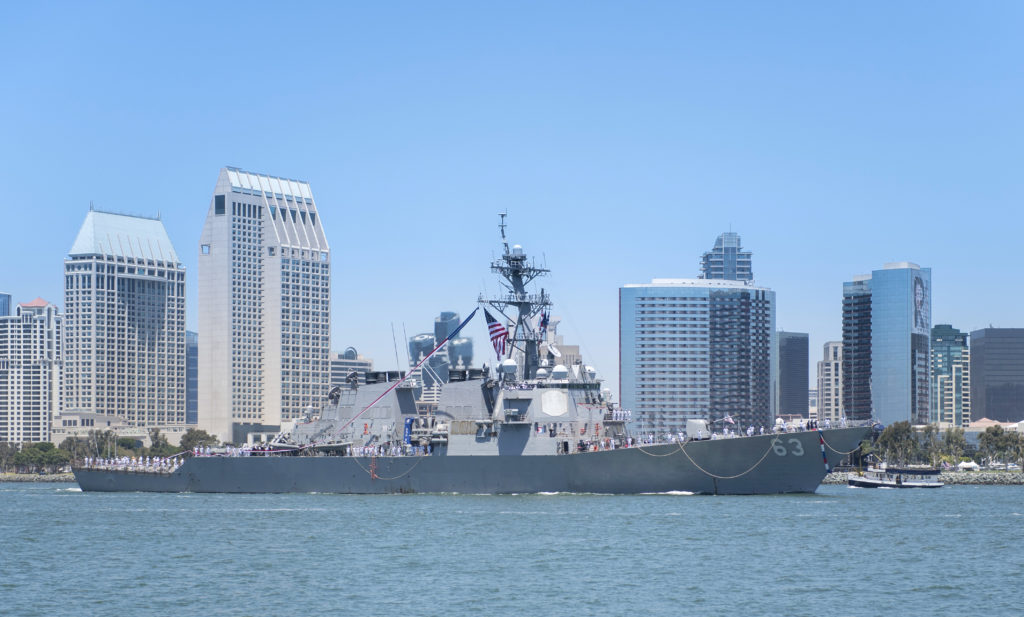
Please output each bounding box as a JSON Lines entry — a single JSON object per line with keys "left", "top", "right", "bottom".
{"left": 848, "top": 464, "right": 943, "bottom": 488}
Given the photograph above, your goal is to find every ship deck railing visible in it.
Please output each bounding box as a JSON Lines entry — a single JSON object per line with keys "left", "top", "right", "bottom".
{"left": 76, "top": 463, "right": 181, "bottom": 475}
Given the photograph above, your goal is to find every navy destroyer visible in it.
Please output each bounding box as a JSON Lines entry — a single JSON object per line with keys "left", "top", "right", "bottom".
{"left": 75, "top": 217, "right": 869, "bottom": 494}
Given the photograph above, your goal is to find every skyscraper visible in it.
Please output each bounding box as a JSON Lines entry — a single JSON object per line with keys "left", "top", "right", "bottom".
{"left": 931, "top": 324, "right": 970, "bottom": 426}
{"left": 700, "top": 232, "right": 753, "bottom": 281}
{"left": 0, "top": 293, "right": 11, "bottom": 317}
{"left": 198, "top": 167, "right": 331, "bottom": 443}
{"left": 63, "top": 209, "right": 186, "bottom": 427}
{"left": 816, "top": 341, "right": 843, "bottom": 423}
{"left": 778, "top": 331, "right": 809, "bottom": 417}
{"left": 620, "top": 278, "right": 776, "bottom": 433}
{"left": 185, "top": 331, "right": 198, "bottom": 425}
{"left": 842, "top": 277, "right": 872, "bottom": 421}
{"left": 0, "top": 298, "right": 62, "bottom": 443}
{"left": 969, "top": 328, "right": 1024, "bottom": 423}
{"left": 842, "top": 263, "right": 931, "bottom": 425}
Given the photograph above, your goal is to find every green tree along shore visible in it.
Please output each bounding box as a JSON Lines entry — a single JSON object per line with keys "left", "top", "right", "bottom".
{"left": 869, "top": 421, "right": 1024, "bottom": 468}
{"left": 0, "top": 428, "right": 219, "bottom": 473}
{"left": 3, "top": 424, "right": 1021, "bottom": 472}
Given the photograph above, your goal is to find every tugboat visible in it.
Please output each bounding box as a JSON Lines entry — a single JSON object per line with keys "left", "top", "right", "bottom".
{"left": 74, "top": 216, "right": 871, "bottom": 494}
{"left": 848, "top": 463, "right": 943, "bottom": 488}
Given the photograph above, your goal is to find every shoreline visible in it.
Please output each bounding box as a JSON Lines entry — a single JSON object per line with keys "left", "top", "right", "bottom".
{"left": 823, "top": 470, "right": 1024, "bottom": 485}
{"left": 1, "top": 472, "right": 75, "bottom": 483}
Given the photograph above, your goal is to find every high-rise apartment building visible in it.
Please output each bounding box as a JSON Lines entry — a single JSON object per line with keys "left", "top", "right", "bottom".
{"left": 198, "top": 167, "right": 330, "bottom": 443}
{"left": 778, "top": 331, "right": 808, "bottom": 417}
{"left": 816, "top": 341, "right": 843, "bottom": 423}
{"left": 186, "top": 331, "right": 198, "bottom": 424}
{"left": 969, "top": 328, "right": 1024, "bottom": 423}
{"left": 0, "top": 298, "right": 62, "bottom": 443}
{"left": 841, "top": 263, "right": 931, "bottom": 425}
{"left": 842, "top": 278, "right": 871, "bottom": 421}
{"left": 699, "top": 232, "right": 752, "bottom": 281}
{"left": 63, "top": 209, "right": 186, "bottom": 427}
{"left": 931, "top": 325, "right": 970, "bottom": 426}
{"left": 620, "top": 278, "right": 776, "bottom": 433}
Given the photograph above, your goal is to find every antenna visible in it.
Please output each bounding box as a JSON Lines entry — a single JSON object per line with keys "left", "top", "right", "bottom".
{"left": 499, "top": 211, "right": 509, "bottom": 254}
{"left": 89, "top": 201, "right": 94, "bottom": 211}
{"left": 391, "top": 323, "right": 402, "bottom": 372}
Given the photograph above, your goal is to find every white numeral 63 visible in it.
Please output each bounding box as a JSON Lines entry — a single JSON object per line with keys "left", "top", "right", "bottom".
{"left": 772, "top": 438, "right": 804, "bottom": 457}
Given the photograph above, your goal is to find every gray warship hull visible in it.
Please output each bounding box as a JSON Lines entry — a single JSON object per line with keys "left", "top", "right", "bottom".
{"left": 74, "top": 427, "right": 867, "bottom": 495}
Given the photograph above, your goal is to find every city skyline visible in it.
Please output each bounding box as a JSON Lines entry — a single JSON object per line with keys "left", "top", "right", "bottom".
{"left": 3, "top": 3, "right": 1022, "bottom": 400}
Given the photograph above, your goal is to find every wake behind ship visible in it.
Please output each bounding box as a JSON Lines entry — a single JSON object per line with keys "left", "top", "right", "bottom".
{"left": 75, "top": 217, "right": 869, "bottom": 495}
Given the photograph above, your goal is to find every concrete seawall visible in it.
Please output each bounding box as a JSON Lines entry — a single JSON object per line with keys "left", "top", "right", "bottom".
{"left": 824, "top": 471, "right": 1024, "bottom": 485}
{"left": 0, "top": 472, "right": 75, "bottom": 483}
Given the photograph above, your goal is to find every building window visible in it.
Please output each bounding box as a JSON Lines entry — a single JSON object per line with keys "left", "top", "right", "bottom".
{"left": 215, "top": 195, "right": 225, "bottom": 215}
{"left": 201, "top": 245, "right": 210, "bottom": 255}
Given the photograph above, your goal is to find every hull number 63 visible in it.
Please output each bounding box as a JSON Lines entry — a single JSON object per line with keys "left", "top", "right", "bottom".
{"left": 771, "top": 438, "right": 804, "bottom": 457}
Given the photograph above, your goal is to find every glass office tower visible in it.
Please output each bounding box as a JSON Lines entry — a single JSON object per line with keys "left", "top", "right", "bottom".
{"left": 842, "top": 263, "right": 931, "bottom": 426}
{"left": 969, "top": 328, "right": 1024, "bottom": 422}
{"left": 778, "top": 331, "right": 809, "bottom": 417}
{"left": 930, "top": 324, "right": 969, "bottom": 426}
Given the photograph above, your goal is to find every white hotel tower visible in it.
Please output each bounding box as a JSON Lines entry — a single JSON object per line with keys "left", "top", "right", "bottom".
{"left": 198, "top": 167, "right": 330, "bottom": 443}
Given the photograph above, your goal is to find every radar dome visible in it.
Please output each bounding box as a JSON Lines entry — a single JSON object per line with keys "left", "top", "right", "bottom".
{"left": 500, "top": 359, "right": 518, "bottom": 376}
{"left": 585, "top": 365, "right": 596, "bottom": 380}
{"left": 535, "top": 368, "right": 549, "bottom": 379}
{"left": 550, "top": 364, "right": 569, "bottom": 380}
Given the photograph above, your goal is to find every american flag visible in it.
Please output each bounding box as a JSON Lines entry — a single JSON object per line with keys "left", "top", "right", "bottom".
{"left": 484, "top": 309, "right": 508, "bottom": 358}
{"left": 538, "top": 310, "right": 549, "bottom": 338}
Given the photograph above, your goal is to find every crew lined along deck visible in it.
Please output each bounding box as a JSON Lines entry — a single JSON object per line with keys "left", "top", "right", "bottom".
{"left": 79, "top": 456, "right": 183, "bottom": 473}
{"left": 75, "top": 418, "right": 856, "bottom": 472}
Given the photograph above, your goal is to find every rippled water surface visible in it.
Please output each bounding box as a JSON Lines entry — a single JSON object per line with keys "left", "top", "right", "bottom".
{"left": 2, "top": 483, "right": 1021, "bottom": 616}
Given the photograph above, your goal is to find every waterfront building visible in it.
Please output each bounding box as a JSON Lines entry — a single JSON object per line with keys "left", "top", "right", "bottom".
{"left": 198, "top": 167, "right": 331, "bottom": 443}
{"left": 969, "top": 328, "right": 1024, "bottom": 423}
{"left": 778, "top": 331, "right": 808, "bottom": 417}
{"left": 330, "top": 347, "right": 373, "bottom": 386}
{"left": 816, "top": 341, "right": 843, "bottom": 423}
{"left": 63, "top": 209, "right": 186, "bottom": 428}
{"left": 186, "top": 331, "right": 198, "bottom": 424}
{"left": 0, "top": 298, "right": 62, "bottom": 443}
{"left": 841, "top": 263, "right": 931, "bottom": 425}
{"left": 808, "top": 388, "right": 818, "bottom": 421}
{"left": 930, "top": 325, "right": 970, "bottom": 426}
{"left": 699, "top": 232, "right": 752, "bottom": 281}
{"left": 842, "top": 278, "right": 871, "bottom": 421}
{"left": 0, "top": 292, "right": 11, "bottom": 317}
{"left": 620, "top": 278, "right": 776, "bottom": 433}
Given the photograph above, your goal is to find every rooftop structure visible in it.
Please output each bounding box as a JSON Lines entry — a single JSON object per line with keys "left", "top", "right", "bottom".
{"left": 699, "top": 232, "right": 753, "bottom": 281}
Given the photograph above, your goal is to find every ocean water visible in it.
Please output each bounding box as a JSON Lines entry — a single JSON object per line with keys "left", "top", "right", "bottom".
{"left": 1, "top": 483, "right": 1021, "bottom": 617}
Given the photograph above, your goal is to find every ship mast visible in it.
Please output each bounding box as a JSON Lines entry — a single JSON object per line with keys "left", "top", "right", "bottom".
{"left": 484, "top": 213, "right": 551, "bottom": 380}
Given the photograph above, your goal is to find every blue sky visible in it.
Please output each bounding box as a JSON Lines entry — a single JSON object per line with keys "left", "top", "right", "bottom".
{"left": 2, "top": 2, "right": 1021, "bottom": 398}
